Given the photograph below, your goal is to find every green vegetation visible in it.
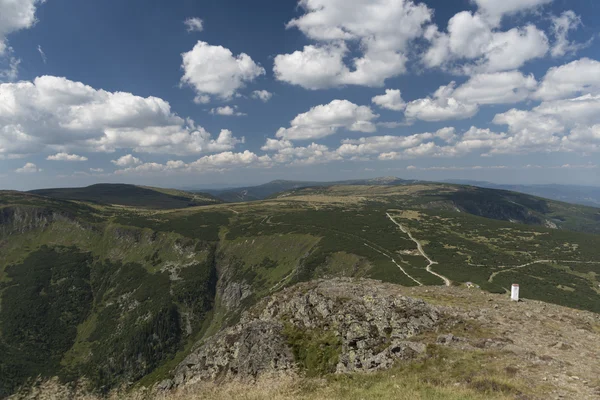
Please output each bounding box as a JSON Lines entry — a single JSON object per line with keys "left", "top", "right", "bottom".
{"left": 0, "top": 247, "right": 93, "bottom": 397}
{"left": 1, "top": 181, "right": 599, "bottom": 396}
{"left": 283, "top": 324, "right": 342, "bottom": 377}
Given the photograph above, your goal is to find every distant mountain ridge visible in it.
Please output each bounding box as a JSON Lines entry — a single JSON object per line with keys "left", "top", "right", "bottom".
{"left": 445, "top": 180, "right": 600, "bottom": 208}
{"left": 29, "top": 183, "right": 221, "bottom": 209}
{"left": 199, "top": 177, "right": 600, "bottom": 208}
{"left": 202, "top": 177, "right": 420, "bottom": 203}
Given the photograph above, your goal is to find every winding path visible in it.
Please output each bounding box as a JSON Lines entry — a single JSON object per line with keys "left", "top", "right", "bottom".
{"left": 489, "top": 260, "right": 600, "bottom": 283}
{"left": 363, "top": 243, "right": 423, "bottom": 286}
{"left": 386, "top": 213, "right": 452, "bottom": 287}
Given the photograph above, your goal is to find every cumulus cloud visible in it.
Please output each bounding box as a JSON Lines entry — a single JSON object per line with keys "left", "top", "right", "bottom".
{"left": 473, "top": 0, "right": 553, "bottom": 26}
{"left": 15, "top": 162, "right": 41, "bottom": 173}
{"left": 261, "top": 138, "right": 293, "bottom": 152}
{"left": 423, "top": 11, "right": 549, "bottom": 74}
{"left": 252, "top": 90, "right": 273, "bottom": 102}
{"left": 115, "top": 151, "right": 273, "bottom": 175}
{"left": 493, "top": 95, "right": 600, "bottom": 154}
{"left": 184, "top": 17, "right": 204, "bottom": 33}
{"left": 336, "top": 132, "right": 434, "bottom": 157}
{"left": 275, "top": 99, "right": 379, "bottom": 141}
{"left": 452, "top": 71, "right": 537, "bottom": 105}
{"left": 534, "top": 58, "right": 600, "bottom": 101}
{"left": 371, "top": 89, "right": 406, "bottom": 111}
{"left": 111, "top": 154, "right": 142, "bottom": 167}
{"left": 0, "top": 76, "right": 245, "bottom": 157}
{"left": 181, "top": 41, "right": 265, "bottom": 102}
{"left": 274, "top": 0, "right": 432, "bottom": 89}
{"left": 90, "top": 168, "right": 104, "bottom": 173}
{"left": 274, "top": 44, "right": 349, "bottom": 90}
{"left": 47, "top": 153, "right": 88, "bottom": 161}
{"left": 405, "top": 83, "right": 479, "bottom": 122}
{"left": 210, "top": 105, "right": 246, "bottom": 116}
{"left": 0, "top": 0, "right": 44, "bottom": 55}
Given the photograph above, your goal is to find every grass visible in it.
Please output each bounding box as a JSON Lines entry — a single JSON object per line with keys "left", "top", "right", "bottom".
{"left": 46, "top": 345, "right": 533, "bottom": 399}
{"left": 283, "top": 324, "right": 342, "bottom": 377}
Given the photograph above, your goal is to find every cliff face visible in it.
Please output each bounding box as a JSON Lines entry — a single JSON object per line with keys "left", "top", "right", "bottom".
{"left": 0, "top": 207, "right": 71, "bottom": 237}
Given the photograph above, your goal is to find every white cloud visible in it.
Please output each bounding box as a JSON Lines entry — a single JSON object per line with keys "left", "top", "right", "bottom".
{"left": 0, "top": 0, "right": 44, "bottom": 55}
{"left": 115, "top": 151, "right": 273, "bottom": 175}
{"left": 534, "top": 58, "right": 600, "bottom": 101}
{"left": 275, "top": 99, "right": 378, "bottom": 141}
{"left": 434, "top": 127, "right": 458, "bottom": 143}
{"left": 371, "top": 89, "right": 406, "bottom": 111}
{"left": 550, "top": 11, "right": 584, "bottom": 58}
{"left": 492, "top": 95, "right": 600, "bottom": 153}
{"left": 184, "top": 17, "right": 204, "bottom": 33}
{"left": 274, "top": 143, "right": 341, "bottom": 166}
{"left": 336, "top": 132, "right": 434, "bottom": 157}
{"left": 47, "top": 152, "right": 88, "bottom": 161}
{"left": 181, "top": 41, "right": 265, "bottom": 101}
{"left": 274, "top": 0, "right": 432, "bottom": 89}
{"left": 0, "top": 53, "right": 19, "bottom": 81}
{"left": 252, "top": 90, "right": 273, "bottom": 102}
{"left": 0, "top": 76, "right": 245, "bottom": 157}
{"left": 37, "top": 44, "right": 46, "bottom": 63}
{"left": 274, "top": 44, "right": 349, "bottom": 90}
{"left": 210, "top": 105, "right": 246, "bottom": 116}
{"left": 423, "top": 11, "right": 549, "bottom": 74}
{"left": 405, "top": 83, "right": 479, "bottom": 121}
{"left": 15, "top": 162, "right": 41, "bottom": 173}
{"left": 261, "top": 138, "right": 293, "bottom": 152}
{"left": 452, "top": 71, "right": 537, "bottom": 105}
{"left": 473, "top": 0, "right": 553, "bottom": 26}
{"left": 90, "top": 168, "right": 104, "bottom": 173}
{"left": 111, "top": 154, "right": 142, "bottom": 167}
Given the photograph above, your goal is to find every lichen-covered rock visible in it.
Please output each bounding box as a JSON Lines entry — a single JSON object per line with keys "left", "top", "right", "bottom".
{"left": 170, "top": 279, "right": 445, "bottom": 388}
{"left": 174, "top": 320, "right": 295, "bottom": 386}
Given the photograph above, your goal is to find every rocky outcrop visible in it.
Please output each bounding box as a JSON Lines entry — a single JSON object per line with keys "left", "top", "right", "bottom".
{"left": 0, "top": 206, "right": 73, "bottom": 237}
{"left": 168, "top": 279, "right": 445, "bottom": 389}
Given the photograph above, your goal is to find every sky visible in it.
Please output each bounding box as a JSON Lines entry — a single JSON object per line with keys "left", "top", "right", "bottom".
{"left": 1, "top": 0, "right": 600, "bottom": 190}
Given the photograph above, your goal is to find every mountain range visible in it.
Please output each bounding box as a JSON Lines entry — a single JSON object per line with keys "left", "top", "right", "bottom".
{"left": 1, "top": 180, "right": 599, "bottom": 399}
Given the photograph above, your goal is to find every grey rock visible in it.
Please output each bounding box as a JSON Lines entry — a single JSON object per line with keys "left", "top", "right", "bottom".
{"left": 172, "top": 279, "right": 445, "bottom": 388}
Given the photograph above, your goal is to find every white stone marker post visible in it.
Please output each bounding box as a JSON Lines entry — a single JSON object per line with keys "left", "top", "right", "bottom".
{"left": 511, "top": 284, "right": 520, "bottom": 302}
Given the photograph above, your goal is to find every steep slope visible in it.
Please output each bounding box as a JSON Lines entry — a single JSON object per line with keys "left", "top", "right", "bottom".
{"left": 29, "top": 184, "right": 221, "bottom": 209}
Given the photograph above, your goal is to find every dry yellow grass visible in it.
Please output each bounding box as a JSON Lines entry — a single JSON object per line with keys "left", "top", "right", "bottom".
{"left": 18, "top": 372, "right": 516, "bottom": 400}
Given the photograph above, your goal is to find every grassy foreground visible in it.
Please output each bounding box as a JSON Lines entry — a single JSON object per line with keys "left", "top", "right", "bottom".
{"left": 22, "top": 346, "right": 531, "bottom": 400}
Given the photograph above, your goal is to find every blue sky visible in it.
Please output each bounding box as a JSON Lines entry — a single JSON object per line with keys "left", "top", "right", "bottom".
{"left": 1, "top": 0, "right": 599, "bottom": 190}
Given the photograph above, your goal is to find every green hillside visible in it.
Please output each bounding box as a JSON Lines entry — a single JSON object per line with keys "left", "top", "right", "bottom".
{"left": 1, "top": 183, "right": 600, "bottom": 397}
{"left": 29, "top": 184, "right": 221, "bottom": 209}
{"left": 203, "top": 177, "right": 417, "bottom": 203}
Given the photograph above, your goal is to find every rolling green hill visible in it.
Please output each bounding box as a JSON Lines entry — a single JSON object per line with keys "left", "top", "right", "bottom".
{"left": 29, "top": 184, "right": 221, "bottom": 209}
{"left": 1, "top": 183, "right": 599, "bottom": 398}
{"left": 203, "top": 177, "right": 418, "bottom": 202}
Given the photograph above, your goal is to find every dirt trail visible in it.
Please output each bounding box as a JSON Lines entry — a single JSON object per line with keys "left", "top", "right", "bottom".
{"left": 489, "top": 260, "right": 600, "bottom": 282}
{"left": 386, "top": 213, "right": 452, "bottom": 287}
{"left": 363, "top": 243, "right": 423, "bottom": 286}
